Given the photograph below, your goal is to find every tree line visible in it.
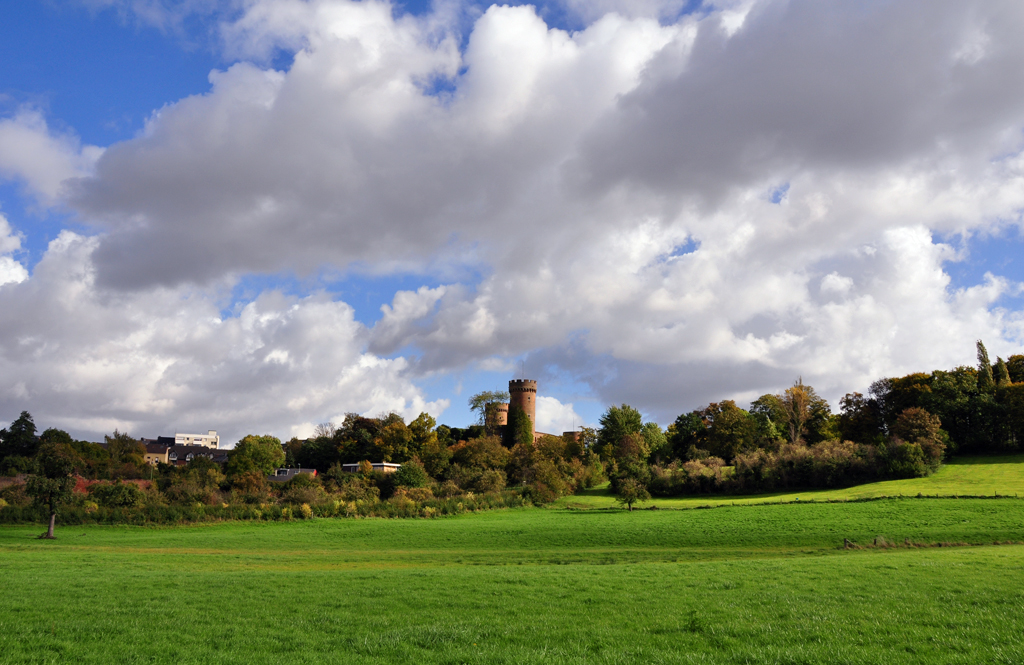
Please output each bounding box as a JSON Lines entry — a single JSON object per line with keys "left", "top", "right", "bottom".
{"left": 598, "top": 341, "right": 1023, "bottom": 501}
{"left": 1, "top": 339, "right": 1020, "bottom": 531}
{"left": 0, "top": 408, "right": 604, "bottom": 535}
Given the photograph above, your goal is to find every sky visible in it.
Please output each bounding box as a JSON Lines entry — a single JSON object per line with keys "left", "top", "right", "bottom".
{"left": 2, "top": 0, "right": 1024, "bottom": 445}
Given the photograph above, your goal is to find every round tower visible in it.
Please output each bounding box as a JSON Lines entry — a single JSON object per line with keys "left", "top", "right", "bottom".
{"left": 485, "top": 402, "right": 509, "bottom": 429}
{"left": 508, "top": 379, "right": 537, "bottom": 438}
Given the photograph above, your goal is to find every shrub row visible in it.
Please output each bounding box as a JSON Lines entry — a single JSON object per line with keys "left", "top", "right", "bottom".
{"left": 644, "top": 439, "right": 944, "bottom": 497}
{"left": 0, "top": 489, "right": 531, "bottom": 526}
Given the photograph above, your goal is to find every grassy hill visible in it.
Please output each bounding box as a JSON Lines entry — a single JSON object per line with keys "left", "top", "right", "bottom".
{"left": 3, "top": 493, "right": 1024, "bottom": 663}
{"left": 553, "top": 454, "right": 1024, "bottom": 509}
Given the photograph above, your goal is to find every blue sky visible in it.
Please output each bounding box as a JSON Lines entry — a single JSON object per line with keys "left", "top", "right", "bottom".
{"left": 2, "top": 0, "right": 1023, "bottom": 443}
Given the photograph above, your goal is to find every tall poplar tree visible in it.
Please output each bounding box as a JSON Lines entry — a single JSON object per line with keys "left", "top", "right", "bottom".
{"left": 977, "top": 340, "right": 995, "bottom": 394}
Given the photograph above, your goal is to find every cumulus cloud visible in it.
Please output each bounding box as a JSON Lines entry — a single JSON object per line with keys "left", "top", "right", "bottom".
{"left": 0, "top": 214, "right": 28, "bottom": 287}
{"left": 6, "top": 0, "right": 1024, "bottom": 434}
{"left": 0, "top": 231, "right": 447, "bottom": 443}
{"left": 0, "top": 110, "right": 103, "bottom": 205}
{"left": 535, "top": 395, "right": 584, "bottom": 434}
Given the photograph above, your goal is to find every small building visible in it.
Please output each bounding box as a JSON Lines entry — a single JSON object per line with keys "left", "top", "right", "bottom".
{"left": 340, "top": 462, "right": 401, "bottom": 474}
{"left": 267, "top": 468, "right": 318, "bottom": 483}
{"left": 174, "top": 431, "right": 220, "bottom": 449}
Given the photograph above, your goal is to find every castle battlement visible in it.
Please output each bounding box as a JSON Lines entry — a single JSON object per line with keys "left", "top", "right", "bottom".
{"left": 509, "top": 379, "right": 537, "bottom": 393}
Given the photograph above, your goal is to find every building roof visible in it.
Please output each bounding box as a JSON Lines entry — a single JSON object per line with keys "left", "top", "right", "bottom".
{"left": 340, "top": 462, "right": 402, "bottom": 472}
{"left": 168, "top": 445, "right": 228, "bottom": 464}
{"left": 267, "top": 468, "right": 318, "bottom": 482}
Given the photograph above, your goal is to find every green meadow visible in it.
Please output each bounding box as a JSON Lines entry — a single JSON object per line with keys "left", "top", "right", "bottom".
{"left": 3, "top": 491, "right": 1024, "bottom": 664}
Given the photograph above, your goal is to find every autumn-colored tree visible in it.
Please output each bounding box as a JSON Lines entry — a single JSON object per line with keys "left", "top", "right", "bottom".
{"left": 372, "top": 419, "right": 413, "bottom": 462}
{"left": 781, "top": 380, "right": 812, "bottom": 444}
{"left": 449, "top": 435, "right": 510, "bottom": 470}
{"left": 778, "top": 380, "right": 832, "bottom": 445}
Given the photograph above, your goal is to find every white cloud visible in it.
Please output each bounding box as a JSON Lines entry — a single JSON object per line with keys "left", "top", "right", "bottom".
{"left": 0, "top": 110, "right": 102, "bottom": 205}
{"left": 0, "top": 214, "right": 27, "bottom": 287}
{"left": 0, "top": 232, "right": 446, "bottom": 443}
{"left": 821, "top": 272, "right": 853, "bottom": 295}
{"left": 535, "top": 395, "right": 584, "bottom": 435}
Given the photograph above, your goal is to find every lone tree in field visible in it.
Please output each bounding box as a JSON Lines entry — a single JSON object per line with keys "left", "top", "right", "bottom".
{"left": 25, "top": 442, "right": 76, "bottom": 539}
{"left": 615, "top": 477, "right": 650, "bottom": 512}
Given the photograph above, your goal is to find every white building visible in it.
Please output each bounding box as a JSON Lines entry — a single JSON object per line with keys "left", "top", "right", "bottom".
{"left": 174, "top": 430, "right": 220, "bottom": 449}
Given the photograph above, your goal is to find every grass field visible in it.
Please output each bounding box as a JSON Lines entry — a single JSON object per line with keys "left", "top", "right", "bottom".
{"left": 553, "top": 455, "right": 1024, "bottom": 510}
{"left": 4, "top": 494, "right": 1024, "bottom": 663}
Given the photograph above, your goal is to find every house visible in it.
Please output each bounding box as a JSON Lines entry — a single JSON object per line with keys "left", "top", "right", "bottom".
{"left": 174, "top": 430, "right": 220, "bottom": 449}
{"left": 340, "top": 462, "right": 401, "bottom": 474}
{"left": 168, "top": 445, "right": 229, "bottom": 467}
{"left": 142, "top": 443, "right": 172, "bottom": 466}
{"left": 267, "top": 468, "right": 318, "bottom": 483}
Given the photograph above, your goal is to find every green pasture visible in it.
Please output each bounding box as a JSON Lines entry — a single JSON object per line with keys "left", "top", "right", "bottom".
{"left": 3, "top": 498, "right": 1024, "bottom": 663}
{"left": 554, "top": 455, "right": 1024, "bottom": 510}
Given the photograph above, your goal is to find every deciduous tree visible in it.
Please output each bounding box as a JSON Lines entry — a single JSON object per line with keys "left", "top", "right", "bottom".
{"left": 468, "top": 390, "right": 510, "bottom": 426}
{"left": 615, "top": 477, "right": 650, "bottom": 512}
{"left": 597, "top": 405, "right": 643, "bottom": 460}
{"left": 227, "top": 435, "right": 284, "bottom": 477}
{"left": 25, "top": 443, "right": 76, "bottom": 539}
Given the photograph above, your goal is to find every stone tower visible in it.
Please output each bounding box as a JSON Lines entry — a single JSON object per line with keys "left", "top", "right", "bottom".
{"left": 485, "top": 402, "right": 509, "bottom": 429}
{"left": 508, "top": 379, "right": 537, "bottom": 439}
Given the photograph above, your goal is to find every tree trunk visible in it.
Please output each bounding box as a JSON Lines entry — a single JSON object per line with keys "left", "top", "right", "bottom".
{"left": 43, "top": 512, "right": 56, "bottom": 539}
{"left": 628, "top": 503, "right": 633, "bottom": 512}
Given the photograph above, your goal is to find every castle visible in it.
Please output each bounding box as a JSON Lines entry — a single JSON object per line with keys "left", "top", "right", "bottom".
{"left": 487, "top": 379, "right": 578, "bottom": 442}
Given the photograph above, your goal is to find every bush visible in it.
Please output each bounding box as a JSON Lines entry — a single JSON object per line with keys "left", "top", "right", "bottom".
{"left": 393, "top": 460, "right": 429, "bottom": 488}
{"left": 284, "top": 472, "right": 320, "bottom": 490}
{"left": 281, "top": 485, "right": 324, "bottom": 505}
{"left": 470, "top": 469, "right": 506, "bottom": 494}
{"left": 394, "top": 486, "right": 434, "bottom": 502}
{"left": 88, "top": 481, "right": 145, "bottom": 508}
{"left": 882, "top": 439, "right": 928, "bottom": 478}
{"left": 0, "top": 482, "right": 30, "bottom": 507}
{"left": 163, "top": 481, "right": 221, "bottom": 506}
{"left": 336, "top": 476, "right": 380, "bottom": 503}
{"left": 433, "top": 480, "right": 462, "bottom": 498}
{"left": 649, "top": 457, "right": 727, "bottom": 496}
